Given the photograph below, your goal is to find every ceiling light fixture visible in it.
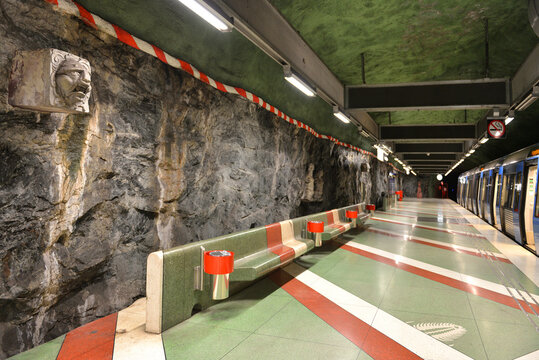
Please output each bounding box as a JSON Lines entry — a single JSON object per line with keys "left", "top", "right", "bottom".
{"left": 505, "top": 110, "right": 515, "bottom": 125}
{"left": 480, "top": 137, "right": 489, "bottom": 144}
{"left": 411, "top": 170, "right": 417, "bottom": 176}
{"left": 177, "top": 0, "right": 232, "bottom": 32}
{"left": 284, "top": 65, "right": 316, "bottom": 97}
{"left": 514, "top": 86, "right": 539, "bottom": 111}
{"left": 333, "top": 106, "right": 351, "bottom": 123}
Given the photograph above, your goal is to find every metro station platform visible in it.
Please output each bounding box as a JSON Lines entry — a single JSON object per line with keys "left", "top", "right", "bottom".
{"left": 11, "top": 199, "right": 539, "bottom": 360}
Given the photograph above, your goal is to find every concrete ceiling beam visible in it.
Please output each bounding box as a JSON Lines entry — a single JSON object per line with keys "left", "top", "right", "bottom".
{"left": 511, "top": 43, "right": 539, "bottom": 111}
{"left": 395, "top": 143, "right": 463, "bottom": 153}
{"left": 345, "top": 79, "right": 510, "bottom": 111}
{"left": 402, "top": 153, "right": 457, "bottom": 160}
{"left": 380, "top": 124, "right": 476, "bottom": 141}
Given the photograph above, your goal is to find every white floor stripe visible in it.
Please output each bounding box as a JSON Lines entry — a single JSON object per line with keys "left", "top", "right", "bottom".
{"left": 284, "top": 263, "right": 472, "bottom": 360}
{"left": 367, "top": 226, "right": 507, "bottom": 258}
{"left": 451, "top": 203, "right": 539, "bottom": 288}
{"left": 113, "top": 298, "right": 166, "bottom": 360}
{"left": 513, "top": 349, "right": 539, "bottom": 359}
{"left": 371, "top": 217, "right": 483, "bottom": 237}
{"left": 342, "top": 241, "right": 539, "bottom": 303}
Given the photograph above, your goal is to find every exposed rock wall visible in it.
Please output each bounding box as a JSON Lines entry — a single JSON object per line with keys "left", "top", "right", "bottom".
{"left": 402, "top": 175, "right": 438, "bottom": 198}
{"left": 0, "top": 0, "right": 401, "bottom": 357}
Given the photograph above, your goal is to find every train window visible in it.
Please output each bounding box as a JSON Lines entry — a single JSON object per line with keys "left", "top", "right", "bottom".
{"left": 496, "top": 174, "right": 506, "bottom": 206}
{"left": 536, "top": 181, "right": 539, "bottom": 218}
{"left": 505, "top": 175, "right": 515, "bottom": 208}
{"left": 513, "top": 173, "right": 522, "bottom": 211}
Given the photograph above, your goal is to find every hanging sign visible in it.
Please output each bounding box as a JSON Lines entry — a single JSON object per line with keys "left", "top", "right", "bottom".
{"left": 487, "top": 118, "right": 506, "bottom": 139}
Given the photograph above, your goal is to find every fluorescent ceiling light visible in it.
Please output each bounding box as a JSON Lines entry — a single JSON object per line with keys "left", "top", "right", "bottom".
{"left": 411, "top": 171, "right": 417, "bottom": 176}
{"left": 465, "top": 153, "right": 471, "bottom": 157}
{"left": 333, "top": 107, "right": 351, "bottom": 123}
{"left": 178, "top": 0, "right": 231, "bottom": 32}
{"left": 334, "top": 112, "right": 350, "bottom": 123}
{"left": 284, "top": 65, "right": 315, "bottom": 97}
{"left": 505, "top": 116, "right": 514, "bottom": 125}
{"left": 480, "top": 137, "right": 489, "bottom": 144}
{"left": 469, "top": 149, "right": 475, "bottom": 154}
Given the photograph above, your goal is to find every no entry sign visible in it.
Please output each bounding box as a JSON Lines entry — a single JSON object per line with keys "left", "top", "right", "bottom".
{"left": 487, "top": 118, "right": 506, "bottom": 139}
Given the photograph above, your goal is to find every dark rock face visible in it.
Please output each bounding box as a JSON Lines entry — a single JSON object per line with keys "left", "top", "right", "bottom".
{"left": 0, "top": 0, "right": 401, "bottom": 357}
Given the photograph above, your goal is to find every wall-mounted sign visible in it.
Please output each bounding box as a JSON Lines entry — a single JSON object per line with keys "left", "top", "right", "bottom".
{"left": 487, "top": 118, "right": 506, "bottom": 139}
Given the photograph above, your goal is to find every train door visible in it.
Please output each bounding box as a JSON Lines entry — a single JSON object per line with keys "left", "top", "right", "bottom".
{"left": 500, "top": 173, "right": 513, "bottom": 233}
{"left": 475, "top": 171, "right": 484, "bottom": 217}
{"left": 495, "top": 169, "right": 503, "bottom": 230}
{"left": 479, "top": 172, "right": 488, "bottom": 220}
{"left": 484, "top": 171, "right": 493, "bottom": 224}
{"left": 473, "top": 174, "right": 480, "bottom": 214}
{"left": 523, "top": 165, "right": 537, "bottom": 251}
{"left": 512, "top": 167, "right": 524, "bottom": 244}
{"left": 464, "top": 177, "right": 470, "bottom": 209}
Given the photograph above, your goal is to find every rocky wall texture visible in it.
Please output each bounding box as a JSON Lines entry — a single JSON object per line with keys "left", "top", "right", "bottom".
{"left": 402, "top": 175, "right": 438, "bottom": 198}
{"left": 0, "top": 0, "right": 401, "bottom": 357}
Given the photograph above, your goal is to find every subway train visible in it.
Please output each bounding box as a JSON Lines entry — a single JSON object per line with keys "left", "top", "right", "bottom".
{"left": 457, "top": 143, "right": 539, "bottom": 256}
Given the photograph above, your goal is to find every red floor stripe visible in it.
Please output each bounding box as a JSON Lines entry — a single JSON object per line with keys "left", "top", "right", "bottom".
{"left": 366, "top": 228, "right": 511, "bottom": 264}
{"left": 378, "top": 212, "right": 475, "bottom": 226}
{"left": 341, "top": 244, "right": 539, "bottom": 315}
{"left": 371, "top": 217, "right": 486, "bottom": 239}
{"left": 270, "top": 270, "right": 421, "bottom": 360}
{"left": 56, "top": 313, "right": 117, "bottom": 360}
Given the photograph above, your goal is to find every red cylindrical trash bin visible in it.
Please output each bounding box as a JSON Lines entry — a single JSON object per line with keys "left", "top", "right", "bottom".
{"left": 307, "top": 221, "right": 324, "bottom": 247}
{"left": 204, "top": 250, "right": 234, "bottom": 300}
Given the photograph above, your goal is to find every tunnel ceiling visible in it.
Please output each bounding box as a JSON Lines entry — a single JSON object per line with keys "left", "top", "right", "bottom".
{"left": 69, "top": 0, "right": 538, "bottom": 175}
{"left": 270, "top": 0, "right": 536, "bottom": 125}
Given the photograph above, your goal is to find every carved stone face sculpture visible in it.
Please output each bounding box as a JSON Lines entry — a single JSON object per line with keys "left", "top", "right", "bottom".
{"left": 8, "top": 49, "right": 92, "bottom": 114}
{"left": 55, "top": 58, "right": 92, "bottom": 112}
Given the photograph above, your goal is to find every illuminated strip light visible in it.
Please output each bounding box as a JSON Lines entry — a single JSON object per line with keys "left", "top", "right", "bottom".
{"left": 333, "top": 107, "right": 351, "bottom": 123}
{"left": 504, "top": 109, "right": 515, "bottom": 125}
{"left": 284, "top": 65, "right": 316, "bottom": 97}
{"left": 514, "top": 86, "right": 539, "bottom": 111}
{"left": 480, "top": 137, "right": 489, "bottom": 144}
{"left": 177, "top": 0, "right": 232, "bottom": 32}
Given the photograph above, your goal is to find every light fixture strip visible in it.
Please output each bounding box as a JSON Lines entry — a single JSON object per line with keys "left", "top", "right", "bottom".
{"left": 284, "top": 65, "right": 316, "bottom": 97}
{"left": 177, "top": 0, "right": 232, "bottom": 32}
{"left": 333, "top": 109, "right": 351, "bottom": 124}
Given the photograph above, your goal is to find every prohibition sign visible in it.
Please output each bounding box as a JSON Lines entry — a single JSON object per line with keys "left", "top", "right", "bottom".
{"left": 487, "top": 119, "right": 505, "bottom": 138}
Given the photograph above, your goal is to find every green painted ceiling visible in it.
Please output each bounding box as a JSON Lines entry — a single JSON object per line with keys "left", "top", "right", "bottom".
{"left": 270, "top": 0, "right": 537, "bottom": 125}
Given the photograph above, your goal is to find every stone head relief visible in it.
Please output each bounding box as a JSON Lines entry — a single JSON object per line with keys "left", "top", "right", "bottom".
{"left": 8, "top": 48, "right": 92, "bottom": 114}
{"left": 53, "top": 55, "right": 92, "bottom": 112}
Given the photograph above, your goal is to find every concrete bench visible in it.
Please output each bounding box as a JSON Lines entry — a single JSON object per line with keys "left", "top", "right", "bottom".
{"left": 146, "top": 203, "right": 367, "bottom": 334}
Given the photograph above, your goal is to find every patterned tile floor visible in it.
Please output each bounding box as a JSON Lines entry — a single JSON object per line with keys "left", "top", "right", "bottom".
{"left": 10, "top": 199, "right": 539, "bottom": 360}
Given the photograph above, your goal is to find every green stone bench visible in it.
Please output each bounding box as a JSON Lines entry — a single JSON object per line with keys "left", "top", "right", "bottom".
{"left": 145, "top": 202, "right": 368, "bottom": 333}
